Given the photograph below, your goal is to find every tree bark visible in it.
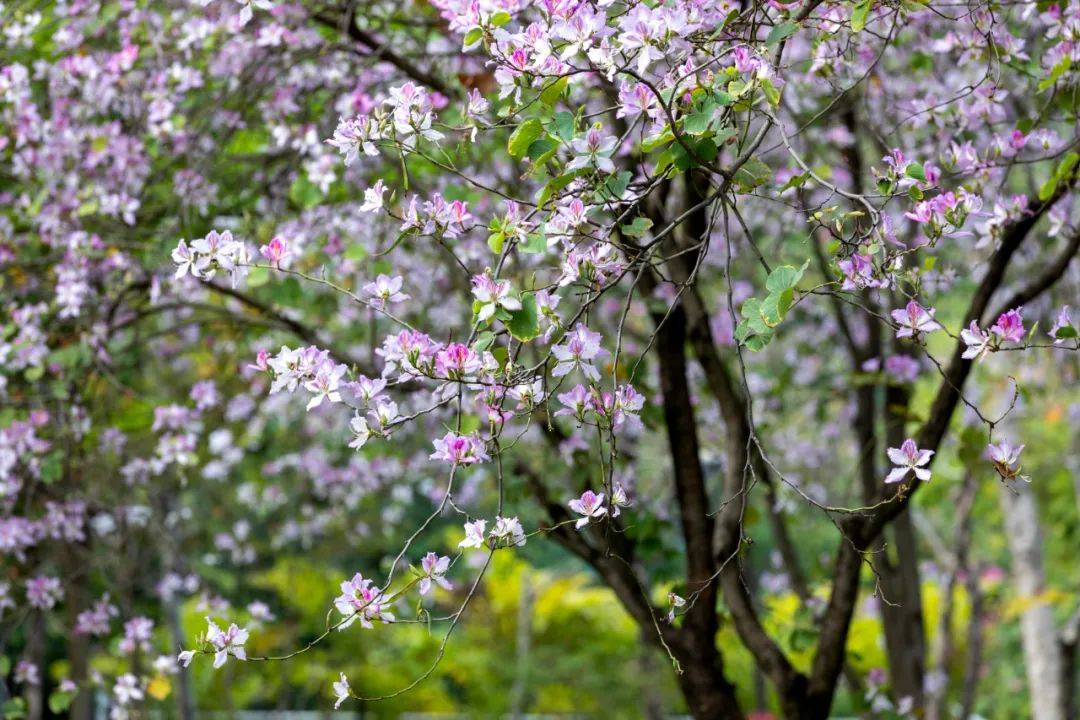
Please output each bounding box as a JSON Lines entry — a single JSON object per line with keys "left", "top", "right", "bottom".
{"left": 999, "top": 481, "right": 1065, "bottom": 720}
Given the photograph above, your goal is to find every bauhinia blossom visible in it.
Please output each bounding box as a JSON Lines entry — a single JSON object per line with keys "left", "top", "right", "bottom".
{"left": 458, "top": 519, "right": 487, "bottom": 549}
{"left": 205, "top": 617, "right": 249, "bottom": 668}
{"left": 258, "top": 236, "right": 289, "bottom": 266}
{"left": 989, "top": 440, "right": 1029, "bottom": 483}
{"left": 334, "top": 572, "right": 395, "bottom": 630}
{"left": 430, "top": 432, "right": 490, "bottom": 465}
{"left": 568, "top": 489, "right": 607, "bottom": 528}
{"left": 552, "top": 326, "right": 606, "bottom": 381}
{"left": 471, "top": 274, "right": 521, "bottom": 322}
{"left": 489, "top": 516, "right": 526, "bottom": 547}
{"left": 417, "top": 552, "right": 452, "bottom": 595}
{"left": 333, "top": 673, "right": 351, "bottom": 709}
{"left": 885, "top": 438, "right": 934, "bottom": 484}
{"left": 362, "top": 274, "right": 409, "bottom": 306}
{"left": 990, "top": 307, "right": 1025, "bottom": 343}
{"left": 961, "top": 321, "right": 992, "bottom": 360}
{"left": 890, "top": 301, "right": 941, "bottom": 339}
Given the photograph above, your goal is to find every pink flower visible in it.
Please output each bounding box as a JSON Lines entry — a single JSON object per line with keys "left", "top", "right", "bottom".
{"left": 890, "top": 301, "right": 940, "bottom": 339}
{"left": 555, "top": 384, "right": 593, "bottom": 420}
{"left": 990, "top": 307, "right": 1025, "bottom": 343}
{"left": 333, "top": 573, "right": 394, "bottom": 630}
{"left": 552, "top": 326, "right": 606, "bottom": 381}
{"left": 568, "top": 490, "right": 607, "bottom": 529}
{"left": 418, "top": 552, "right": 452, "bottom": 595}
{"left": 258, "top": 236, "right": 290, "bottom": 265}
{"left": 430, "top": 432, "right": 489, "bottom": 465}
{"left": 885, "top": 438, "right": 934, "bottom": 484}
{"left": 489, "top": 516, "right": 526, "bottom": 547}
{"left": 988, "top": 440, "right": 1024, "bottom": 467}
{"left": 434, "top": 342, "right": 483, "bottom": 379}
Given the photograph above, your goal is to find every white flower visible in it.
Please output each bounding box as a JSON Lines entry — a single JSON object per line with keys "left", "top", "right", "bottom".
{"left": 458, "top": 519, "right": 487, "bottom": 549}
{"left": 333, "top": 673, "right": 350, "bottom": 709}
{"left": 360, "top": 180, "right": 386, "bottom": 213}
{"left": 885, "top": 439, "right": 934, "bottom": 484}
{"left": 490, "top": 516, "right": 526, "bottom": 547}
{"left": 348, "top": 415, "right": 370, "bottom": 450}
{"left": 960, "top": 321, "right": 992, "bottom": 360}
{"left": 205, "top": 618, "right": 249, "bottom": 668}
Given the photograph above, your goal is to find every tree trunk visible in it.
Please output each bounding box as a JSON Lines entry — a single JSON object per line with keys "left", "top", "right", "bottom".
{"left": 673, "top": 647, "right": 745, "bottom": 720}
{"left": 877, "top": 510, "right": 927, "bottom": 709}
{"left": 999, "top": 481, "right": 1065, "bottom": 720}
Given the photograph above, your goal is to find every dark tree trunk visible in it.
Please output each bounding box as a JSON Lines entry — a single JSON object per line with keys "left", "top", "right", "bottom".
{"left": 673, "top": 643, "right": 745, "bottom": 720}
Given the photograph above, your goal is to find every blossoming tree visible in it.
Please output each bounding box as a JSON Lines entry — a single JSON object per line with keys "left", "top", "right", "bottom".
{"left": 2, "top": 0, "right": 1079, "bottom": 719}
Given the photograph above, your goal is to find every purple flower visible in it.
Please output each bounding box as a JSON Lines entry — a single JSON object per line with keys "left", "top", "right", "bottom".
{"left": 990, "top": 307, "right": 1025, "bottom": 343}
{"left": 884, "top": 355, "right": 920, "bottom": 383}
{"left": 258, "top": 236, "right": 290, "bottom": 265}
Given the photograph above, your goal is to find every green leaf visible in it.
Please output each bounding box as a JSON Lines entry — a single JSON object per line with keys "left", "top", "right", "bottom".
{"left": 247, "top": 266, "right": 270, "bottom": 288}
{"left": 851, "top": 0, "right": 872, "bottom": 32}
{"left": 1055, "top": 325, "right": 1078, "bottom": 340}
{"left": 733, "top": 157, "right": 772, "bottom": 191}
{"left": 487, "top": 231, "right": 506, "bottom": 254}
{"left": 540, "top": 76, "right": 568, "bottom": 106}
{"left": 765, "top": 260, "right": 809, "bottom": 293}
{"left": 3, "top": 697, "right": 27, "bottom": 719}
{"left": 759, "top": 288, "right": 794, "bottom": 327}
{"left": 553, "top": 111, "right": 576, "bottom": 142}
{"left": 641, "top": 130, "right": 674, "bottom": 152}
{"left": 765, "top": 21, "right": 798, "bottom": 48}
{"left": 521, "top": 231, "right": 548, "bottom": 253}
{"left": 507, "top": 294, "right": 540, "bottom": 341}
{"left": 683, "top": 106, "right": 714, "bottom": 135}
{"left": 600, "top": 170, "right": 632, "bottom": 201}
{"left": 463, "top": 28, "right": 483, "bottom": 47}
{"left": 48, "top": 692, "right": 74, "bottom": 715}
{"left": 759, "top": 77, "right": 780, "bottom": 106}
{"left": 744, "top": 333, "right": 773, "bottom": 352}
{"left": 490, "top": 10, "right": 511, "bottom": 26}
{"left": 905, "top": 162, "right": 927, "bottom": 183}
{"left": 527, "top": 136, "right": 558, "bottom": 165}
{"left": 225, "top": 127, "right": 270, "bottom": 155}
{"left": 621, "top": 217, "right": 653, "bottom": 238}
{"left": 474, "top": 331, "right": 496, "bottom": 352}
{"left": 288, "top": 176, "right": 323, "bottom": 210}
{"left": 508, "top": 118, "right": 544, "bottom": 159}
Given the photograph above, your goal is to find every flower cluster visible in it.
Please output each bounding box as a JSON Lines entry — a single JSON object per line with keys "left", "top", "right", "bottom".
{"left": 172, "top": 230, "right": 251, "bottom": 287}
